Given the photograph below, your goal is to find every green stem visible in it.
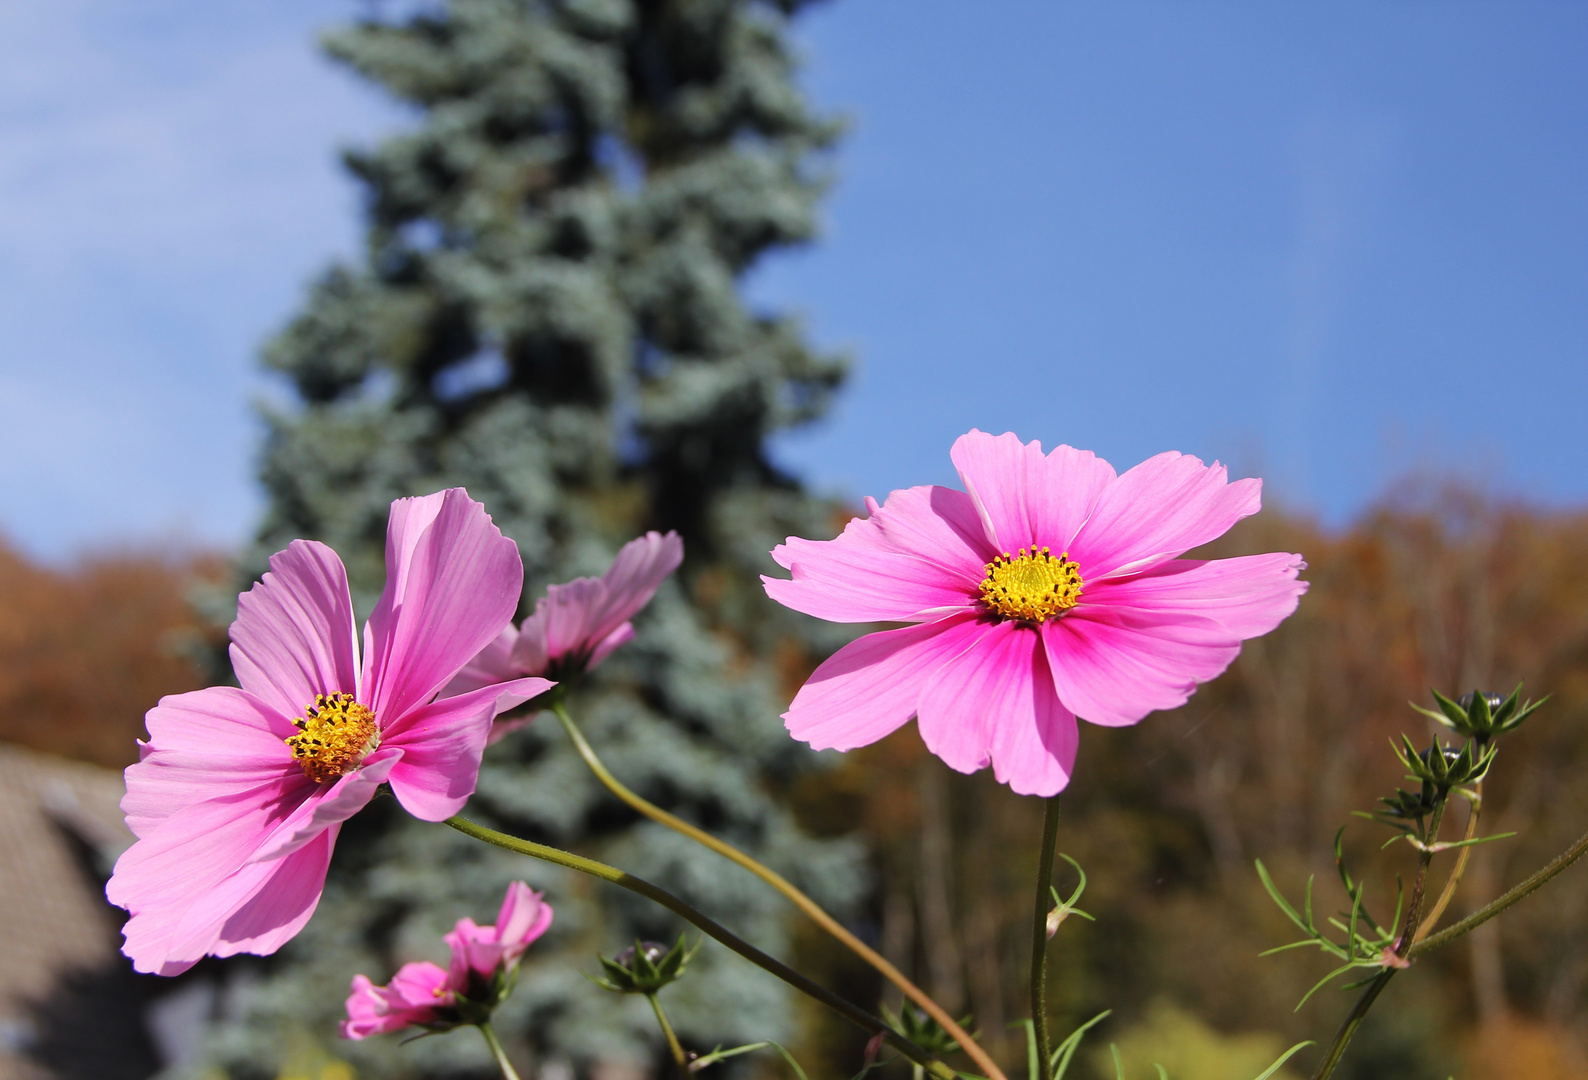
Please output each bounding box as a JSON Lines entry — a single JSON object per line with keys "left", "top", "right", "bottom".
{"left": 443, "top": 816, "right": 955, "bottom": 1080}
{"left": 477, "top": 1020, "right": 522, "bottom": 1080}
{"left": 1308, "top": 970, "right": 1395, "bottom": 1080}
{"left": 1313, "top": 793, "right": 1447, "bottom": 1080}
{"left": 1310, "top": 807, "right": 1588, "bottom": 1078}
{"left": 1412, "top": 820, "right": 1588, "bottom": 958}
{"left": 1393, "top": 796, "right": 1448, "bottom": 959}
{"left": 550, "top": 702, "right": 1004, "bottom": 1080}
{"left": 1029, "top": 796, "right": 1061, "bottom": 1077}
{"left": 1415, "top": 784, "right": 1481, "bottom": 942}
{"left": 648, "top": 993, "right": 689, "bottom": 1075}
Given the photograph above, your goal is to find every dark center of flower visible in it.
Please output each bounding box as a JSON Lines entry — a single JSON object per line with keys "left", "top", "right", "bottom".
{"left": 979, "top": 547, "right": 1083, "bottom": 623}
{"left": 286, "top": 692, "right": 379, "bottom": 783}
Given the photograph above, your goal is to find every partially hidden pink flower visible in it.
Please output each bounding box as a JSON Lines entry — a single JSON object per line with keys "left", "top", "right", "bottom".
{"left": 444, "top": 531, "right": 683, "bottom": 736}
{"left": 108, "top": 490, "right": 554, "bottom": 976}
{"left": 341, "top": 881, "right": 553, "bottom": 1040}
{"left": 343, "top": 962, "right": 456, "bottom": 1039}
{"left": 445, "top": 881, "right": 554, "bottom": 993}
{"left": 762, "top": 430, "right": 1307, "bottom": 797}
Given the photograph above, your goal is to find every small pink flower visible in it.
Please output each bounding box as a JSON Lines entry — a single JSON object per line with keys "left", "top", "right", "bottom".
{"left": 763, "top": 430, "right": 1307, "bottom": 797}
{"left": 341, "top": 881, "right": 553, "bottom": 1040}
{"left": 445, "top": 881, "right": 554, "bottom": 993}
{"left": 342, "top": 962, "right": 456, "bottom": 1039}
{"left": 445, "top": 531, "right": 683, "bottom": 735}
{"left": 108, "top": 490, "right": 554, "bottom": 976}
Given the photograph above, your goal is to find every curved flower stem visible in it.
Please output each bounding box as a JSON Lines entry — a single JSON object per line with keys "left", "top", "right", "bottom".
{"left": 1415, "top": 784, "right": 1481, "bottom": 942}
{"left": 1308, "top": 969, "right": 1395, "bottom": 1080}
{"left": 647, "top": 993, "right": 688, "bottom": 1075}
{"left": 550, "top": 702, "right": 1005, "bottom": 1080}
{"left": 1029, "top": 796, "right": 1061, "bottom": 1076}
{"left": 1411, "top": 820, "right": 1588, "bottom": 958}
{"left": 1392, "top": 796, "right": 1448, "bottom": 959}
{"left": 443, "top": 816, "right": 955, "bottom": 1080}
{"left": 477, "top": 1020, "right": 523, "bottom": 1080}
{"left": 1312, "top": 795, "right": 1448, "bottom": 1079}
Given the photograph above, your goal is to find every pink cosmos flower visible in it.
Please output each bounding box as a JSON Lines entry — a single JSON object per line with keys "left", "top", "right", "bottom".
{"left": 763, "top": 430, "right": 1307, "bottom": 797}
{"left": 343, "top": 962, "right": 456, "bottom": 1039}
{"left": 444, "top": 531, "right": 683, "bottom": 732}
{"left": 342, "top": 881, "right": 553, "bottom": 1040}
{"left": 108, "top": 490, "right": 554, "bottom": 976}
{"left": 445, "top": 881, "right": 555, "bottom": 993}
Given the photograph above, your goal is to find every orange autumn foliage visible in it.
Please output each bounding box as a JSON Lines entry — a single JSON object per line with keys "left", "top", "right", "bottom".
{"left": 0, "top": 538, "right": 223, "bottom": 769}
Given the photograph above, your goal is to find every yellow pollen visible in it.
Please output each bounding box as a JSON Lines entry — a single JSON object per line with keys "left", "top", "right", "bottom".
{"left": 286, "top": 692, "right": 379, "bottom": 784}
{"left": 979, "top": 546, "right": 1084, "bottom": 623}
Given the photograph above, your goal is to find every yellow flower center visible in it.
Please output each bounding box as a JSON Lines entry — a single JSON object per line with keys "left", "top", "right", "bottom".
{"left": 286, "top": 692, "right": 379, "bottom": 784}
{"left": 978, "top": 547, "right": 1084, "bottom": 623}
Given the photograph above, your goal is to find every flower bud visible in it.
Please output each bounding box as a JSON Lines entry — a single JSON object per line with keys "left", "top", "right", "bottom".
{"left": 881, "top": 1004, "right": 972, "bottom": 1057}
{"left": 1393, "top": 734, "right": 1495, "bottom": 792}
{"left": 593, "top": 936, "right": 697, "bottom": 995}
{"left": 1413, "top": 685, "right": 1547, "bottom": 742}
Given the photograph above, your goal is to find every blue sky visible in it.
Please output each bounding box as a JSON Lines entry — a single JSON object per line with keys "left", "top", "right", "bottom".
{"left": 3, "top": 2, "right": 1587, "bottom": 558}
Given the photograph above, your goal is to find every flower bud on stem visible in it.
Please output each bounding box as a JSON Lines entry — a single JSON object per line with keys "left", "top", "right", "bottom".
{"left": 443, "top": 816, "right": 956, "bottom": 1080}
{"left": 549, "top": 701, "right": 1005, "bottom": 1080}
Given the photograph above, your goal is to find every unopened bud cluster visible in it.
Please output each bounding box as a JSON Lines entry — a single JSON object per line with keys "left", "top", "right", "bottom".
{"left": 1413, "top": 685, "right": 1545, "bottom": 743}
{"left": 593, "top": 936, "right": 697, "bottom": 995}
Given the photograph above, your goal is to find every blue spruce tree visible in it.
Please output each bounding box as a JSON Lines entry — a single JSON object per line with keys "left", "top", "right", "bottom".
{"left": 204, "top": 1, "right": 863, "bottom": 1075}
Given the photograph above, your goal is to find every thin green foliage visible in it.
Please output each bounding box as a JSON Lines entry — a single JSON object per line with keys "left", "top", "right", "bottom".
{"left": 1013, "top": 1010, "right": 1110, "bottom": 1080}
{"left": 686, "top": 1040, "right": 810, "bottom": 1080}
{"left": 1255, "top": 831, "right": 1404, "bottom": 1009}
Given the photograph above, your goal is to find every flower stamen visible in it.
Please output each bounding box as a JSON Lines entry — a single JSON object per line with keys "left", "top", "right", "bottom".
{"left": 979, "top": 547, "right": 1083, "bottom": 623}
{"left": 286, "top": 692, "right": 379, "bottom": 783}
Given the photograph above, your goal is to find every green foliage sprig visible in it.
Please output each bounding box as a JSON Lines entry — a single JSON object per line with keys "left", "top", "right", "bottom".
{"left": 1256, "top": 829, "right": 1405, "bottom": 1009}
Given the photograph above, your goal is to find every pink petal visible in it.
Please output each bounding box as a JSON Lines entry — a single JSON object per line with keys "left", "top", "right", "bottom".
{"left": 585, "top": 622, "right": 635, "bottom": 670}
{"left": 440, "top": 625, "right": 521, "bottom": 698}
{"left": 494, "top": 882, "right": 554, "bottom": 964}
{"left": 110, "top": 777, "right": 325, "bottom": 975}
{"left": 584, "top": 531, "right": 684, "bottom": 644}
{"left": 537, "top": 578, "right": 607, "bottom": 660}
{"left": 764, "top": 487, "right": 987, "bottom": 624}
{"left": 210, "top": 827, "right": 337, "bottom": 960}
{"left": 389, "top": 959, "right": 459, "bottom": 1005}
{"left": 486, "top": 676, "right": 557, "bottom": 718}
{"left": 362, "top": 489, "right": 525, "bottom": 723}
{"left": 783, "top": 614, "right": 987, "bottom": 751}
{"left": 119, "top": 843, "right": 331, "bottom": 976}
{"left": 249, "top": 748, "right": 401, "bottom": 862}
{"left": 949, "top": 430, "right": 1116, "bottom": 555}
{"left": 1087, "top": 553, "right": 1308, "bottom": 638}
{"left": 509, "top": 609, "right": 552, "bottom": 675}
{"left": 990, "top": 665, "right": 1080, "bottom": 797}
{"left": 915, "top": 619, "right": 1078, "bottom": 794}
{"left": 446, "top": 918, "right": 498, "bottom": 986}
{"left": 1042, "top": 607, "right": 1243, "bottom": 727}
{"left": 229, "top": 540, "right": 361, "bottom": 721}
{"left": 379, "top": 680, "right": 546, "bottom": 820}
{"left": 1068, "top": 452, "right": 1262, "bottom": 579}
{"left": 342, "top": 962, "right": 453, "bottom": 1040}
{"left": 123, "top": 687, "right": 303, "bottom": 837}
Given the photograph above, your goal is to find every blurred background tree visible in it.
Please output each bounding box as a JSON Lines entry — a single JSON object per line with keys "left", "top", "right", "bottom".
{"left": 196, "top": 1, "right": 861, "bottom": 1077}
